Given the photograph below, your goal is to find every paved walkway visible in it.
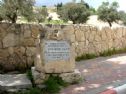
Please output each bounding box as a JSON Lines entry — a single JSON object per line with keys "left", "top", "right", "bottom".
{"left": 60, "top": 54, "right": 126, "bottom": 94}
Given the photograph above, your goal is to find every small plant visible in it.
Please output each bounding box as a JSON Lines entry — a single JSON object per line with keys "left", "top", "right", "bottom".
{"left": 76, "top": 53, "right": 97, "bottom": 61}
{"left": 44, "top": 75, "right": 68, "bottom": 94}
{"left": 26, "top": 69, "right": 35, "bottom": 87}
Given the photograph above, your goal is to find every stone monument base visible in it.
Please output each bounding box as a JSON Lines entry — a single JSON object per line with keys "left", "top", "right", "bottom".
{"left": 31, "top": 67, "right": 83, "bottom": 85}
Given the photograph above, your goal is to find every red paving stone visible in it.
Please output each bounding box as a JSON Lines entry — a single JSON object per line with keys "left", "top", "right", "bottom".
{"left": 60, "top": 54, "right": 126, "bottom": 94}
{"left": 100, "top": 89, "right": 117, "bottom": 94}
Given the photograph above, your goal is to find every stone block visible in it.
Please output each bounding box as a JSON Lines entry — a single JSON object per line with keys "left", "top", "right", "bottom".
{"left": 22, "top": 38, "right": 35, "bottom": 46}
{"left": 31, "top": 67, "right": 48, "bottom": 84}
{"left": 0, "top": 27, "right": 7, "bottom": 40}
{"left": 27, "top": 56, "right": 34, "bottom": 67}
{"left": 0, "top": 41, "right": 2, "bottom": 48}
{"left": 69, "top": 34, "right": 75, "bottom": 43}
{"left": 32, "top": 67, "right": 83, "bottom": 85}
{"left": 8, "top": 47, "right": 14, "bottom": 55}
{"left": 26, "top": 47, "right": 36, "bottom": 57}
{"left": 0, "top": 49, "right": 9, "bottom": 58}
{"left": 2, "top": 33, "right": 17, "bottom": 48}
{"left": 60, "top": 69, "right": 83, "bottom": 84}
{"left": 75, "top": 30, "right": 85, "bottom": 41}
{"left": 38, "top": 40, "right": 75, "bottom": 73}
{"left": 24, "top": 30, "right": 31, "bottom": 38}
{"left": 14, "top": 47, "right": 26, "bottom": 55}
{"left": 23, "top": 24, "right": 31, "bottom": 38}
{"left": 31, "top": 25, "right": 40, "bottom": 38}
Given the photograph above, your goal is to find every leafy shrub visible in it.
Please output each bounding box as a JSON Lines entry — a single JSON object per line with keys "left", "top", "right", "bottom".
{"left": 44, "top": 75, "right": 68, "bottom": 93}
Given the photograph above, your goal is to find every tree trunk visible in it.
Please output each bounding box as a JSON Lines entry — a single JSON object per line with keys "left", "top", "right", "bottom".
{"left": 72, "top": 20, "right": 76, "bottom": 24}
{"left": 11, "top": 13, "right": 17, "bottom": 23}
{"left": 108, "top": 21, "right": 112, "bottom": 27}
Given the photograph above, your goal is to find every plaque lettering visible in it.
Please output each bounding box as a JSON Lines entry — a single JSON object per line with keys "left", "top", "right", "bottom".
{"left": 44, "top": 40, "right": 70, "bottom": 61}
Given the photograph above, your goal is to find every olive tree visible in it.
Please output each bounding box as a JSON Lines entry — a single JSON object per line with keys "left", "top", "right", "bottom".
{"left": 34, "top": 6, "right": 48, "bottom": 23}
{"left": 119, "top": 11, "right": 126, "bottom": 25}
{"left": 97, "top": 2, "right": 120, "bottom": 27}
{"left": 57, "top": 1, "right": 90, "bottom": 24}
{"left": 0, "top": 0, "right": 35, "bottom": 23}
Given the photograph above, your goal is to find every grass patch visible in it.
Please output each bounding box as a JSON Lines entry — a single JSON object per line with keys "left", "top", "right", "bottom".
{"left": 45, "top": 20, "right": 66, "bottom": 24}
{"left": 99, "top": 48, "right": 126, "bottom": 57}
{"left": 26, "top": 70, "right": 68, "bottom": 94}
{"left": 76, "top": 47, "right": 126, "bottom": 61}
{"left": 99, "top": 48, "right": 116, "bottom": 56}
{"left": 44, "top": 75, "right": 68, "bottom": 94}
{"left": 76, "top": 53, "right": 97, "bottom": 61}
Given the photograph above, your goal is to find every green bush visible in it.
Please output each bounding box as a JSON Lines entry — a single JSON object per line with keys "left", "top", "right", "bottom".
{"left": 44, "top": 75, "right": 68, "bottom": 93}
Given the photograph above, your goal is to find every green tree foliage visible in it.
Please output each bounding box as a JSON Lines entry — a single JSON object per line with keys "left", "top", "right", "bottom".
{"left": 80, "top": 0, "right": 89, "bottom": 9}
{"left": 57, "top": 1, "right": 90, "bottom": 24}
{"left": 34, "top": 6, "right": 48, "bottom": 23}
{"left": 89, "top": 7, "right": 96, "bottom": 15}
{"left": 55, "top": 2, "right": 63, "bottom": 11}
{"left": 119, "top": 11, "right": 126, "bottom": 25}
{"left": 0, "top": 0, "right": 35, "bottom": 23}
{"left": 97, "top": 1, "right": 120, "bottom": 27}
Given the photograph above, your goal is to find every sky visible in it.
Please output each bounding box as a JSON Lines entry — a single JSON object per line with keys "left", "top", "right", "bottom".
{"left": 35, "top": 0, "right": 126, "bottom": 12}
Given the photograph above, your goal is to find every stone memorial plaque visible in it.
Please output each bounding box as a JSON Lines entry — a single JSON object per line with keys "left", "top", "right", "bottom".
{"left": 43, "top": 40, "right": 70, "bottom": 61}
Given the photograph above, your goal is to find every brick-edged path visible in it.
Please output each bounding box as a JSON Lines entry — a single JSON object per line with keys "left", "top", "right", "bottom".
{"left": 60, "top": 54, "right": 126, "bottom": 94}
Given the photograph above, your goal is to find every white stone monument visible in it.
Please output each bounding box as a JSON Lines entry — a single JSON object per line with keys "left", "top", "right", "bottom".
{"left": 32, "top": 29, "right": 82, "bottom": 84}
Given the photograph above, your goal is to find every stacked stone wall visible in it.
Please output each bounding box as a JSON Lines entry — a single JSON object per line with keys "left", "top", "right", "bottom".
{"left": 0, "top": 23, "right": 126, "bottom": 71}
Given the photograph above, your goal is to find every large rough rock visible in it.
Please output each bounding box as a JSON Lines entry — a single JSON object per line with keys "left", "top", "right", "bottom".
{"left": 0, "top": 47, "right": 28, "bottom": 72}
{"left": 31, "top": 67, "right": 48, "bottom": 84}
{"left": 31, "top": 25, "right": 40, "bottom": 38}
{"left": 37, "top": 40, "right": 75, "bottom": 73}
{"left": 60, "top": 69, "right": 83, "bottom": 84}
{"left": 32, "top": 67, "right": 82, "bottom": 85}
{"left": 0, "top": 54, "right": 27, "bottom": 72}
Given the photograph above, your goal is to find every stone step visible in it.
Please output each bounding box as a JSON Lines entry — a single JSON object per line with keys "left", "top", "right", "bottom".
{"left": 0, "top": 74, "right": 32, "bottom": 92}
